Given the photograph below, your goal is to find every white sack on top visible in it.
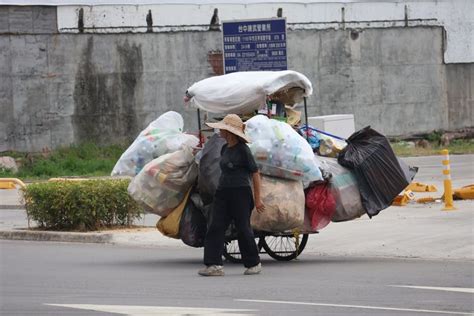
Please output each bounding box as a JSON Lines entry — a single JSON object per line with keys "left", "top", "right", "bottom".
{"left": 185, "top": 70, "right": 313, "bottom": 114}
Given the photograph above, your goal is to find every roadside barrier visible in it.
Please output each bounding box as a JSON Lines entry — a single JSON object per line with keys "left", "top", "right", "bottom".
{"left": 441, "top": 149, "right": 456, "bottom": 211}
{"left": 405, "top": 182, "right": 437, "bottom": 192}
{"left": 0, "top": 178, "right": 26, "bottom": 190}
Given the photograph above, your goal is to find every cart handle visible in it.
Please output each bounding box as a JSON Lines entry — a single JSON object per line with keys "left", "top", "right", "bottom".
{"left": 300, "top": 124, "right": 347, "bottom": 142}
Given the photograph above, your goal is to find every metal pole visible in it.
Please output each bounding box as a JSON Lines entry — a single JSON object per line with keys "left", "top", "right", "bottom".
{"left": 304, "top": 97, "right": 309, "bottom": 140}
{"left": 197, "top": 108, "right": 203, "bottom": 147}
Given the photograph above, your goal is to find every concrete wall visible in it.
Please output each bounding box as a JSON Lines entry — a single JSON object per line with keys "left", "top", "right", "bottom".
{"left": 445, "top": 64, "right": 474, "bottom": 131}
{"left": 1, "top": 6, "right": 473, "bottom": 152}
{"left": 0, "top": 5, "right": 56, "bottom": 34}
{"left": 55, "top": 0, "right": 474, "bottom": 64}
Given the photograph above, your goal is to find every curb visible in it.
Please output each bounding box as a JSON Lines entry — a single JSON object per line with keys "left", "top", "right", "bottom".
{"left": 0, "top": 205, "right": 24, "bottom": 210}
{"left": 0, "top": 230, "right": 113, "bottom": 243}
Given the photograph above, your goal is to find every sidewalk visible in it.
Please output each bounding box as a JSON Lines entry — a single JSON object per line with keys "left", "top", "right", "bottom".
{"left": 1, "top": 155, "right": 473, "bottom": 260}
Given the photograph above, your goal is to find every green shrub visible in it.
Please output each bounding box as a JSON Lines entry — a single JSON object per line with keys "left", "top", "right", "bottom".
{"left": 22, "top": 179, "right": 142, "bottom": 231}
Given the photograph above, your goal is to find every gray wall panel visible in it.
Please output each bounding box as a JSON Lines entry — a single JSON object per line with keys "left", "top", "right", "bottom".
{"left": 1, "top": 26, "right": 472, "bottom": 152}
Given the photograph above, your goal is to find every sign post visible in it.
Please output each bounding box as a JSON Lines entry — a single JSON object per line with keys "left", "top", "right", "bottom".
{"left": 222, "top": 18, "right": 287, "bottom": 74}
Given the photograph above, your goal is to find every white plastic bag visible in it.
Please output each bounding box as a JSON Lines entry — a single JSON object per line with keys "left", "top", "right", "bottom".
{"left": 127, "top": 146, "right": 198, "bottom": 217}
{"left": 318, "top": 156, "right": 366, "bottom": 222}
{"left": 111, "top": 111, "right": 199, "bottom": 176}
{"left": 186, "top": 70, "right": 313, "bottom": 114}
{"left": 246, "top": 115, "right": 323, "bottom": 182}
{"left": 250, "top": 175, "right": 305, "bottom": 232}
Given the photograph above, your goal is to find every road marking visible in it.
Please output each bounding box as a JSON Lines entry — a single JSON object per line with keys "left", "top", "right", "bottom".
{"left": 45, "top": 304, "right": 256, "bottom": 316}
{"left": 390, "top": 285, "right": 474, "bottom": 294}
{"left": 235, "top": 299, "right": 473, "bottom": 315}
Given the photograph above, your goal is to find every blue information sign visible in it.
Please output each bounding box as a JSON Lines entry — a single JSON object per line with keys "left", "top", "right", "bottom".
{"left": 222, "top": 18, "right": 287, "bottom": 74}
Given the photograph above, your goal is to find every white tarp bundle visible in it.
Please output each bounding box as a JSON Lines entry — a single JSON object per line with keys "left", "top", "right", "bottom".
{"left": 185, "top": 70, "right": 313, "bottom": 114}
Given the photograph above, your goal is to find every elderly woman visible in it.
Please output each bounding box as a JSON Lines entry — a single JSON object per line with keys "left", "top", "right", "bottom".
{"left": 198, "top": 114, "right": 265, "bottom": 277}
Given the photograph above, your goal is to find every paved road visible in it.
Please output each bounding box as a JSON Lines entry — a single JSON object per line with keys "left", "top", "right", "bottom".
{"left": 1, "top": 240, "right": 473, "bottom": 316}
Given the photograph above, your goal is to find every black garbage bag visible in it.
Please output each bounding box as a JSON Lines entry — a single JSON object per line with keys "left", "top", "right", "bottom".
{"left": 179, "top": 193, "right": 208, "bottom": 248}
{"left": 198, "top": 134, "right": 226, "bottom": 205}
{"left": 337, "top": 126, "right": 409, "bottom": 217}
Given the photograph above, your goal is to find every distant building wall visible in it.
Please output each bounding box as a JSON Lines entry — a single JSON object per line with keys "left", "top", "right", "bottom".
{"left": 0, "top": 5, "right": 473, "bottom": 152}
{"left": 445, "top": 64, "right": 474, "bottom": 131}
{"left": 54, "top": 0, "right": 474, "bottom": 64}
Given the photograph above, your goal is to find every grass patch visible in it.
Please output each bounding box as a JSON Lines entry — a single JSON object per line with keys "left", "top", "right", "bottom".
{"left": 391, "top": 139, "right": 474, "bottom": 157}
{"left": 0, "top": 142, "right": 128, "bottom": 180}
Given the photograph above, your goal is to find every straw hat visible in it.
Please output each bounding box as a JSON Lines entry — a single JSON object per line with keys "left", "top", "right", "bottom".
{"left": 206, "top": 114, "right": 251, "bottom": 143}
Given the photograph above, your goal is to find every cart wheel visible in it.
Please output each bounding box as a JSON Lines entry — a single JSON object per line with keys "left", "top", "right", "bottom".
{"left": 223, "top": 238, "right": 263, "bottom": 264}
{"left": 261, "top": 234, "right": 309, "bottom": 261}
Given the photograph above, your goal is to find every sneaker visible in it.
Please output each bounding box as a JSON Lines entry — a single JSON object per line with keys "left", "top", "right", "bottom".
{"left": 244, "top": 263, "right": 262, "bottom": 275}
{"left": 198, "top": 265, "right": 224, "bottom": 276}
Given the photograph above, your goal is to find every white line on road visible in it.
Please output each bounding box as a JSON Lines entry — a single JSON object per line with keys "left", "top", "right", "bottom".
{"left": 390, "top": 285, "right": 474, "bottom": 294}
{"left": 235, "top": 299, "right": 473, "bottom": 315}
{"left": 45, "top": 304, "right": 257, "bottom": 316}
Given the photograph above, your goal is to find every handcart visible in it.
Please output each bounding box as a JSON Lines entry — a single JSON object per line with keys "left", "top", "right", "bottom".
{"left": 185, "top": 70, "right": 317, "bottom": 262}
{"left": 223, "top": 230, "right": 311, "bottom": 263}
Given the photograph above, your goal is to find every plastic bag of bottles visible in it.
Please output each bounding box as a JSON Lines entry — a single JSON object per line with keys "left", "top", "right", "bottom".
{"left": 245, "top": 115, "right": 323, "bottom": 182}
{"left": 128, "top": 146, "right": 198, "bottom": 217}
{"left": 111, "top": 111, "right": 199, "bottom": 176}
{"left": 318, "top": 156, "right": 366, "bottom": 222}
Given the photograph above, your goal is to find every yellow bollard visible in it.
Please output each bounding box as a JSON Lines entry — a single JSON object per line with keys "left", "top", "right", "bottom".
{"left": 441, "top": 149, "right": 456, "bottom": 211}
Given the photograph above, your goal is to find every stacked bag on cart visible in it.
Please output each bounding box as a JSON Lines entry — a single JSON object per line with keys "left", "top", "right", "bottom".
{"left": 244, "top": 115, "right": 327, "bottom": 233}
{"left": 111, "top": 111, "right": 199, "bottom": 177}
{"left": 318, "top": 156, "right": 365, "bottom": 222}
{"left": 112, "top": 111, "right": 209, "bottom": 246}
{"left": 245, "top": 114, "right": 323, "bottom": 183}
{"left": 250, "top": 175, "right": 305, "bottom": 233}
{"left": 337, "top": 126, "right": 410, "bottom": 218}
{"left": 302, "top": 126, "right": 418, "bottom": 230}
{"left": 127, "top": 146, "right": 198, "bottom": 216}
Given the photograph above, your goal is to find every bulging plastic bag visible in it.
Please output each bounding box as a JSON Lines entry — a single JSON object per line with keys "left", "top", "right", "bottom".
{"left": 128, "top": 146, "right": 198, "bottom": 217}
{"left": 197, "top": 134, "right": 226, "bottom": 205}
{"left": 338, "top": 126, "right": 409, "bottom": 217}
{"left": 111, "top": 111, "right": 199, "bottom": 176}
{"left": 156, "top": 188, "right": 191, "bottom": 239}
{"left": 318, "top": 156, "right": 366, "bottom": 222}
{"left": 250, "top": 175, "right": 305, "bottom": 232}
{"left": 305, "top": 183, "right": 336, "bottom": 230}
{"left": 179, "top": 193, "right": 207, "bottom": 248}
{"left": 298, "top": 125, "right": 321, "bottom": 150}
{"left": 246, "top": 115, "right": 323, "bottom": 182}
{"left": 318, "top": 134, "right": 347, "bottom": 158}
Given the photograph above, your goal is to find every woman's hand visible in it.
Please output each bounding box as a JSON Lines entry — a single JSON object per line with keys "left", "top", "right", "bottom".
{"left": 252, "top": 171, "right": 265, "bottom": 213}
{"left": 255, "top": 198, "right": 265, "bottom": 213}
